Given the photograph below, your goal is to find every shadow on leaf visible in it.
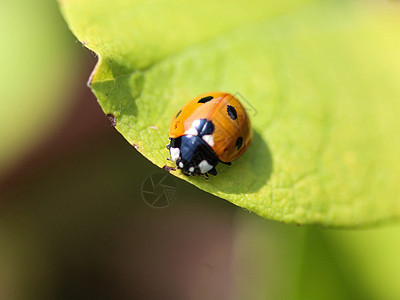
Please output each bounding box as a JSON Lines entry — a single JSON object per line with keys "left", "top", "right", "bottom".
{"left": 189, "top": 130, "right": 272, "bottom": 194}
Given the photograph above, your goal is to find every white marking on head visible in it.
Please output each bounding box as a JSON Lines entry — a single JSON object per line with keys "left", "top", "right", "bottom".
{"left": 189, "top": 167, "right": 194, "bottom": 173}
{"left": 198, "top": 160, "right": 213, "bottom": 173}
{"left": 192, "top": 119, "right": 201, "bottom": 128}
{"left": 170, "top": 147, "right": 180, "bottom": 162}
{"left": 202, "top": 134, "right": 214, "bottom": 147}
{"left": 179, "top": 162, "right": 184, "bottom": 169}
{"left": 185, "top": 127, "right": 198, "bottom": 136}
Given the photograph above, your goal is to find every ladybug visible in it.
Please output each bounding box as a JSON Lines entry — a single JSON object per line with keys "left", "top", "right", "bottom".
{"left": 166, "top": 92, "right": 252, "bottom": 177}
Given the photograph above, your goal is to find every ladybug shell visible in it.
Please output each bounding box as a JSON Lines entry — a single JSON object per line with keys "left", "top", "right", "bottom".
{"left": 169, "top": 92, "right": 252, "bottom": 163}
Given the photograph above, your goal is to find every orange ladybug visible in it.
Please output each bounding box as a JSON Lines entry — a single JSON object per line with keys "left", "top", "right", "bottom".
{"left": 166, "top": 92, "right": 252, "bottom": 177}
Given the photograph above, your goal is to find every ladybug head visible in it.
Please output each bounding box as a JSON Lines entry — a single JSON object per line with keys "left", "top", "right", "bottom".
{"left": 169, "top": 135, "right": 219, "bottom": 176}
{"left": 176, "top": 157, "right": 202, "bottom": 176}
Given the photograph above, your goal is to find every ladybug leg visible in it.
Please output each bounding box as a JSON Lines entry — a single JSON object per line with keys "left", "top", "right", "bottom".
{"left": 220, "top": 161, "right": 232, "bottom": 166}
{"left": 181, "top": 170, "right": 191, "bottom": 176}
{"left": 204, "top": 173, "right": 209, "bottom": 180}
{"left": 208, "top": 167, "right": 217, "bottom": 176}
{"left": 166, "top": 157, "right": 172, "bottom": 161}
{"left": 166, "top": 144, "right": 170, "bottom": 150}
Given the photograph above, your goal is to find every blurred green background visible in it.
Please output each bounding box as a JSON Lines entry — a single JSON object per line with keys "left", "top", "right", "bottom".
{"left": 1, "top": 0, "right": 400, "bottom": 299}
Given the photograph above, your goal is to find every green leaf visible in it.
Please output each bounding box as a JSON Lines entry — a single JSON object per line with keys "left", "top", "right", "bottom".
{"left": 59, "top": 0, "right": 400, "bottom": 226}
{"left": 327, "top": 224, "right": 400, "bottom": 300}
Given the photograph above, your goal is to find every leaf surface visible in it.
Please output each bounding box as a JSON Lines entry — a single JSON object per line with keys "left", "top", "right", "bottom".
{"left": 60, "top": 0, "right": 400, "bottom": 226}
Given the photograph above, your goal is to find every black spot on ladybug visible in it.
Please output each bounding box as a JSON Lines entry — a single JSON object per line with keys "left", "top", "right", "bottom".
{"left": 236, "top": 137, "right": 243, "bottom": 150}
{"left": 175, "top": 109, "right": 182, "bottom": 118}
{"left": 198, "top": 96, "right": 214, "bottom": 103}
{"left": 106, "top": 113, "right": 116, "bottom": 126}
{"left": 195, "top": 119, "right": 215, "bottom": 135}
{"left": 163, "top": 165, "right": 177, "bottom": 172}
{"left": 227, "top": 105, "right": 237, "bottom": 120}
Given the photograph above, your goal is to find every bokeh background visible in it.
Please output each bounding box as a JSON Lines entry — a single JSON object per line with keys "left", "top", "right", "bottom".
{"left": 1, "top": 0, "right": 400, "bottom": 299}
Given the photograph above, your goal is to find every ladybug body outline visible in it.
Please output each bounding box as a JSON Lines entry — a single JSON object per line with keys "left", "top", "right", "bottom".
{"left": 167, "top": 92, "right": 252, "bottom": 177}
